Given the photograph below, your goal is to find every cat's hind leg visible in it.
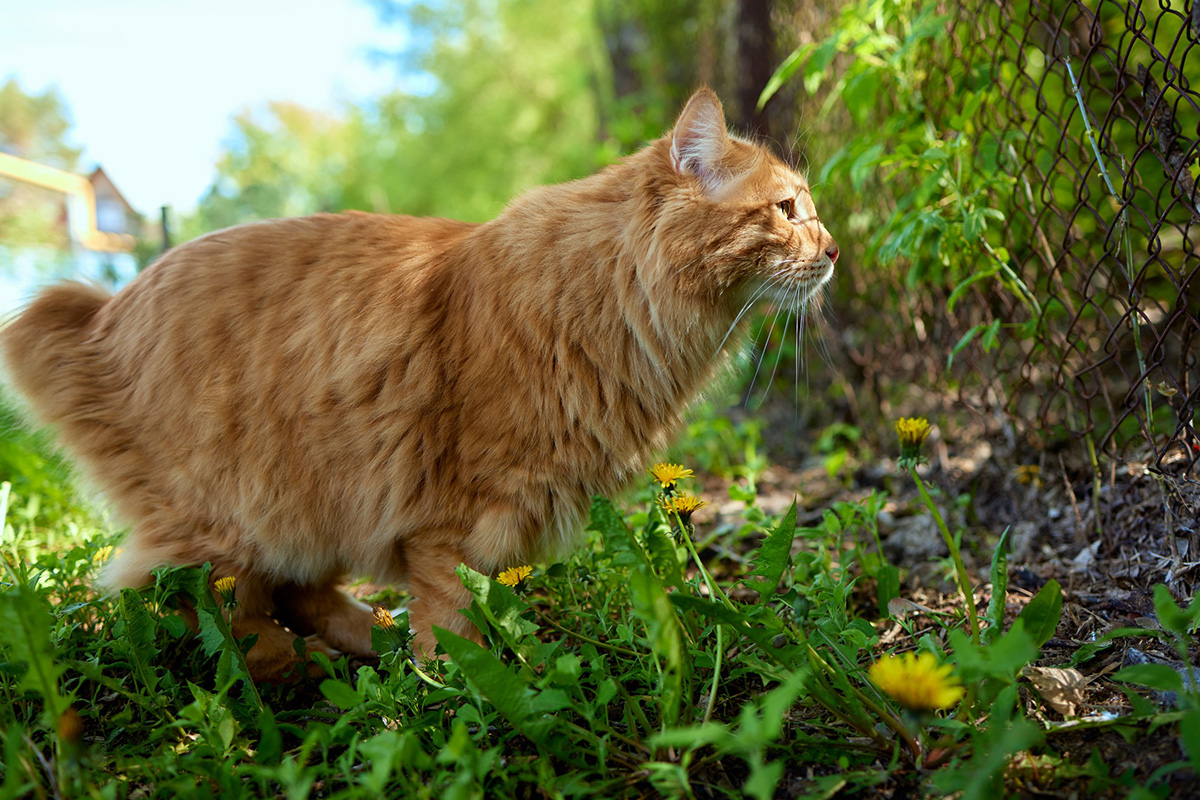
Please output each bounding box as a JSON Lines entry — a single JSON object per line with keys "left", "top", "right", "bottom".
{"left": 272, "top": 581, "right": 376, "bottom": 656}
{"left": 98, "top": 513, "right": 335, "bottom": 680}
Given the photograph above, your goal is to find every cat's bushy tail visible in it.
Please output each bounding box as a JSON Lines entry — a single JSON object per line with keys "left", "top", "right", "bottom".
{"left": 1, "top": 282, "right": 112, "bottom": 433}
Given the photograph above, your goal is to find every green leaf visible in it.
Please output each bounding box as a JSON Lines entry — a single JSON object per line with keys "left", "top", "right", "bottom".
{"left": 841, "top": 67, "right": 882, "bottom": 124}
{"left": 1015, "top": 579, "right": 1062, "bottom": 649}
{"left": 984, "top": 528, "right": 1010, "bottom": 645}
{"left": 1119, "top": 684, "right": 1158, "bottom": 716}
{"left": 745, "top": 499, "right": 798, "bottom": 603}
{"left": 950, "top": 621, "right": 1038, "bottom": 686}
{"left": 670, "top": 594, "right": 801, "bottom": 668}
{"left": 653, "top": 669, "right": 809, "bottom": 800}
{"left": 255, "top": 706, "right": 283, "bottom": 766}
{"left": 629, "top": 564, "right": 686, "bottom": 726}
{"left": 117, "top": 587, "right": 161, "bottom": 697}
{"left": 962, "top": 208, "right": 986, "bottom": 240}
{"left": 947, "top": 264, "right": 1000, "bottom": 314}
{"left": 455, "top": 564, "right": 537, "bottom": 652}
{"left": 435, "top": 627, "right": 552, "bottom": 745}
{"left": 0, "top": 583, "right": 69, "bottom": 723}
{"left": 849, "top": 143, "right": 884, "bottom": 191}
{"left": 931, "top": 684, "right": 1041, "bottom": 800}
{"left": 744, "top": 760, "right": 785, "bottom": 800}
{"left": 587, "top": 495, "right": 649, "bottom": 569}
{"left": 1113, "top": 663, "right": 1185, "bottom": 694}
{"left": 1152, "top": 584, "right": 1200, "bottom": 635}
{"left": 1181, "top": 707, "right": 1200, "bottom": 774}
{"left": 948, "top": 320, "right": 999, "bottom": 369}
{"left": 195, "top": 607, "right": 226, "bottom": 659}
{"left": 803, "top": 36, "right": 840, "bottom": 94}
{"left": 876, "top": 564, "right": 900, "bottom": 618}
{"left": 643, "top": 511, "right": 685, "bottom": 588}
{"left": 757, "top": 43, "right": 812, "bottom": 110}
{"left": 320, "top": 678, "right": 364, "bottom": 710}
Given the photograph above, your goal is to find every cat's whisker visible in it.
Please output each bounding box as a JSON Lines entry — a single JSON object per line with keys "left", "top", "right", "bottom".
{"left": 743, "top": 287, "right": 787, "bottom": 407}
{"left": 714, "top": 272, "right": 789, "bottom": 356}
{"left": 813, "top": 296, "right": 835, "bottom": 370}
{"left": 673, "top": 258, "right": 702, "bottom": 277}
{"left": 755, "top": 290, "right": 796, "bottom": 409}
{"left": 794, "top": 291, "right": 803, "bottom": 420}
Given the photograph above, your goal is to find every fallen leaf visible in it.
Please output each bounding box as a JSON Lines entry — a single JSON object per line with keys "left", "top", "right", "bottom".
{"left": 1024, "top": 666, "right": 1090, "bottom": 717}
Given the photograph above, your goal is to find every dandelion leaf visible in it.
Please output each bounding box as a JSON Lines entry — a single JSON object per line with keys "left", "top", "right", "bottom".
{"left": 745, "top": 499, "right": 798, "bottom": 603}
{"left": 629, "top": 564, "right": 687, "bottom": 726}
{"left": 434, "top": 627, "right": 554, "bottom": 746}
{"left": 117, "top": 587, "right": 161, "bottom": 696}
{"left": 0, "top": 583, "right": 69, "bottom": 721}
{"left": 643, "top": 510, "right": 685, "bottom": 588}
{"left": 984, "top": 527, "right": 1010, "bottom": 645}
{"left": 1152, "top": 583, "right": 1200, "bottom": 636}
{"left": 1015, "top": 579, "right": 1062, "bottom": 649}
{"left": 195, "top": 607, "right": 226, "bottom": 659}
{"left": 587, "top": 495, "right": 647, "bottom": 569}
{"left": 455, "top": 564, "right": 538, "bottom": 651}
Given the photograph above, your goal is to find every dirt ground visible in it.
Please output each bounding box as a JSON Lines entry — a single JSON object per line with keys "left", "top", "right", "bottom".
{"left": 688, "top": 391, "right": 1200, "bottom": 797}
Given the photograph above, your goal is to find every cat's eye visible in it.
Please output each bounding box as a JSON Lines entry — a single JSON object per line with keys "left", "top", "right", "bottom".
{"left": 777, "top": 199, "right": 795, "bottom": 219}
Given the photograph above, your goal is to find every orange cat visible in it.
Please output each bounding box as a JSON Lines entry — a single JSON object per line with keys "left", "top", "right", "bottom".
{"left": 1, "top": 89, "right": 836, "bottom": 680}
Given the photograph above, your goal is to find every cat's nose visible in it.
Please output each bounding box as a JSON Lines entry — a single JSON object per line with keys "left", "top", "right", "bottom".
{"left": 825, "top": 242, "right": 839, "bottom": 263}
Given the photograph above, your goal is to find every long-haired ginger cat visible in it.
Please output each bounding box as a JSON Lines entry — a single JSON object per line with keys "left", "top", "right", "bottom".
{"left": 1, "top": 89, "right": 836, "bottom": 680}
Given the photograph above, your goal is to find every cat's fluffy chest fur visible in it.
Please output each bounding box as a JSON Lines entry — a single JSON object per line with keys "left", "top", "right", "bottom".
{"left": 2, "top": 89, "right": 836, "bottom": 680}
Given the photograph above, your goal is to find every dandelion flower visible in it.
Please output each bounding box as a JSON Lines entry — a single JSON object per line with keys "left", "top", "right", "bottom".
{"left": 869, "top": 652, "right": 964, "bottom": 711}
{"left": 214, "top": 576, "right": 237, "bottom": 604}
{"left": 57, "top": 706, "right": 84, "bottom": 745}
{"left": 656, "top": 491, "right": 708, "bottom": 524}
{"left": 895, "top": 417, "right": 932, "bottom": 469}
{"left": 1014, "top": 464, "right": 1042, "bottom": 486}
{"left": 649, "top": 462, "right": 694, "bottom": 492}
{"left": 373, "top": 606, "right": 395, "bottom": 629}
{"left": 497, "top": 565, "right": 533, "bottom": 589}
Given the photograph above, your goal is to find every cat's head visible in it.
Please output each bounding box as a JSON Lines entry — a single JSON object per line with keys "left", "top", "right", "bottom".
{"left": 656, "top": 88, "right": 837, "bottom": 312}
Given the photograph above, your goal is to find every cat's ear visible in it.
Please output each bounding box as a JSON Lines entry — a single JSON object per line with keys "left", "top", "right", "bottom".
{"left": 670, "top": 88, "right": 730, "bottom": 192}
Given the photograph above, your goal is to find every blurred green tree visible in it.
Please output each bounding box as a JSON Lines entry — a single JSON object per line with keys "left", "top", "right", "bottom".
{"left": 187, "top": 102, "right": 354, "bottom": 235}
{"left": 186, "top": 0, "right": 805, "bottom": 235}
{"left": 0, "top": 78, "right": 83, "bottom": 246}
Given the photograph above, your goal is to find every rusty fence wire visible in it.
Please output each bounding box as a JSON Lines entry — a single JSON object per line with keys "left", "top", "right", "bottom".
{"left": 911, "top": 0, "right": 1200, "bottom": 476}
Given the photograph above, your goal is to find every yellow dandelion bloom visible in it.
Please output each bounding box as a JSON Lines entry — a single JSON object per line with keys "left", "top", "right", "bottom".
{"left": 57, "top": 706, "right": 84, "bottom": 745}
{"left": 373, "top": 606, "right": 395, "bottom": 629}
{"left": 214, "top": 576, "right": 236, "bottom": 595}
{"left": 869, "top": 652, "right": 964, "bottom": 711}
{"left": 895, "top": 417, "right": 932, "bottom": 447}
{"left": 649, "top": 462, "right": 694, "bottom": 490}
{"left": 656, "top": 491, "right": 708, "bottom": 522}
{"left": 93, "top": 545, "right": 114, "bottom": 565}
{"left": 497, "top": 565, "right": 533, "bottom": 588}
{"left": 1015, "top": 464, "right": 1042, "bottom": 486}
{"left": 895, "top": 417, "right": 932, "bottom": 468}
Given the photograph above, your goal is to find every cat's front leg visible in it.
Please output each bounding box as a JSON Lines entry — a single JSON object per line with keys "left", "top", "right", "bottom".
{"left": 404, "top": 540, "right": 481, "bottom": 657}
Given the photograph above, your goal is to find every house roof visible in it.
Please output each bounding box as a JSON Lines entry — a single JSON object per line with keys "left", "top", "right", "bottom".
{"left": 88, "top": 166, "right": 138, "bottom": 216}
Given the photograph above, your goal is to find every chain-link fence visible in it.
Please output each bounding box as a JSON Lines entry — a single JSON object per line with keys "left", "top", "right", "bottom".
{"left": 914, "top": 0, "right": 1199, "bottom": 477}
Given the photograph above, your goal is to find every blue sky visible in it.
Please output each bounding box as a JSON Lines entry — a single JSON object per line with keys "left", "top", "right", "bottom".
{"left": 1, "top": 0, "right": 406, "bottom": 214}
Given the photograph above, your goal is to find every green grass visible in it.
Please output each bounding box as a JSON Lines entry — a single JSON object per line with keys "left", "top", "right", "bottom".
{"left": 3, "top": 401, "right": 1200, "bottom": 799}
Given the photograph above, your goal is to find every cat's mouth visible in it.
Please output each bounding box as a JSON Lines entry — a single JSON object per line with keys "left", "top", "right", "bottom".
{"left": 767, "top": 253, "right": 835, "bottom": 305}
{"left": 715, "top": 254, "right": 834, "bottom": 357}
